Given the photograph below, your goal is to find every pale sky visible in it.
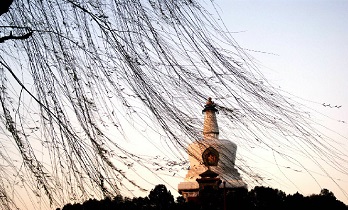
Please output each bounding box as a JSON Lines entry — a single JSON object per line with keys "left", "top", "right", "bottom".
{"left": 215, "top": 0, "right": 348, "bottom": 106}
{"left": 204, "top": 0, "right": 348, "bottom": 204}
{"left": 132, "top": 0, "right": 348, "bottom": 205}
{"left": 6, "top": 1, "right": 348, "bottom": 209}
{"left": 58, "top": 0, "right": 348, "bottom": 206}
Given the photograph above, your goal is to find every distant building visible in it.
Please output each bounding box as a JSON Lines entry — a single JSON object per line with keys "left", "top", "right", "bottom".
{"left": 178, "top": 97, "right": 246, "bottom": 201}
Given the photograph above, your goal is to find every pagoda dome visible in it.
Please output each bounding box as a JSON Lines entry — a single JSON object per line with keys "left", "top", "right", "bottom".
{"left": 185, "top": 137, "right": 239, "bottom": 184}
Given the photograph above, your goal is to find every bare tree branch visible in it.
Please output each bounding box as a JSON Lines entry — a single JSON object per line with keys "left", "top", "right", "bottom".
{"left": 0, "top": 30, "right": 32, "bottom": 43}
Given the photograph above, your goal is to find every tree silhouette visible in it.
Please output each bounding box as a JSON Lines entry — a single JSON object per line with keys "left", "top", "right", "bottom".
{"left": 225, "top": 187, "right": 250, "bottom": 210}
{"left": 307, "top": 189, "right": 347, "bottom": 210}
{"left": 148, "top": 184, "right": 174, "bottom": 210}
{"left": 284, "top": 192, "right": 306, "bottom": 210}
{"left": 248, "top": 186, "right": 286, "bottom": 210}
{"left": 0, "top": 0, "right": 347, "bottom": 209}
{"left": 59, "top": 185, "right": 348, "bottom": 210}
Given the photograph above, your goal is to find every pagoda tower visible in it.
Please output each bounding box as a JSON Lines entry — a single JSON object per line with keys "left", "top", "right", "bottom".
{"left": 178, "top": 97, "right": 246, "bottom": 201}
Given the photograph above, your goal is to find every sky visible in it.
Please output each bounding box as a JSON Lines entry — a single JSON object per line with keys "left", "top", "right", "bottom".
{"left": 126, "top": 0, "right": 348, "bottom": 205}
{"left": 213, "top": 0, "right": 348, "bottom": 107}
{"left": 4, "top": 0, "right": 348, "bottom": 209}
{"left": 199, "top": 0, "right": 348, "bottom": 204}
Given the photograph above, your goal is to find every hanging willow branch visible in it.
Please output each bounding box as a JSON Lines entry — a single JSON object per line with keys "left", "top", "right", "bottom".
{"left": 0, "top": 0, "right": 347, "bottom": 209}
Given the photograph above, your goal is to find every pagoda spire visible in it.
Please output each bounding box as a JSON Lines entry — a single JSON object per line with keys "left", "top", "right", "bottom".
{"left": 202, "top": 97, "right": 219, "bottom": 139}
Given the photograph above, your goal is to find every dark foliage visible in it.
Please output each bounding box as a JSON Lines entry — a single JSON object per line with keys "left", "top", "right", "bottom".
{"left": 59, "top": 185, "right": 348, "bottom": 210}
{"left": 148, "top": 184, "right": 175, "bottom": 210}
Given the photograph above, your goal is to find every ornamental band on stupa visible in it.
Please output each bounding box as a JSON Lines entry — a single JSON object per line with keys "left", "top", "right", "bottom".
{"left": 178, "top": 97, "right": 246, "bottom": 201}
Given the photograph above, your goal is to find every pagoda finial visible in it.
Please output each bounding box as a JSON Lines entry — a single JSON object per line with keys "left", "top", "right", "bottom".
{"left": 207, "top": 97, "right": 213, "bottom": 105}
{"left": 203, "top": 97, "right": 218, "bottom": 113}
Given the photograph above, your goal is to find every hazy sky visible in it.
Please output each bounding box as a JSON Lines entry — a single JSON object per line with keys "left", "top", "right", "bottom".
{"left": 215, "top": 0, "right": 348, "bottom": 105}
{"left": 137, "top": 0, "right": 348, "bottom": 205}
{"left": 205, "top": 0, "right": 348, "bottom": 204}
{"left": 85, "top": 0, "right": 348, "bottom": 205}
{"left": 10, "top": 1, "right": 348, "bottom": 208}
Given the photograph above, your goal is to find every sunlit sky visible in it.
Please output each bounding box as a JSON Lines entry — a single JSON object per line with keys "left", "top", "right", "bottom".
{"left": 65, "top": 0, "right": 348, "bottom": 206}
{"left": 126, "top": 0, "right": 348, "bottom": 205}
{"left": 136, "top": 0, "right": 348, "bottom": 205}
{"left": 8, "top": 1, "right": 348, "bottom": 209}
{"left": 207, "top": 0, "right": 348, "bottom": 204}
{"left": 214, "top": 0, "right": 348, "bottom": 106}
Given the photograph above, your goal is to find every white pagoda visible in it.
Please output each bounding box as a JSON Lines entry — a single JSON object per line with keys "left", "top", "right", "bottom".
{"left": 178, "top": 97, "right": 246, "bottom": 201}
